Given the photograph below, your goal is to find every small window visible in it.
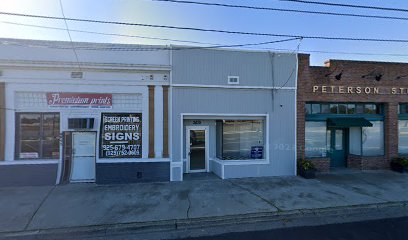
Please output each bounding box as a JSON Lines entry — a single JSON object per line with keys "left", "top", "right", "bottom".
{"left": 400, "top": 104, "right": 408, "bottom": 114}
{"left": 228, "top": 76, "right": 239, "bottom": 85}
{"left": 364, "top": 104, "right": 377, "bottom": 114}
{"left": 330, "top": 104, "right": 338, "bottom": 114}
{"left": 311, "top": 104, "right": 320, "bottom": 114}
{"left": 321, "top": 104, "right": 330, "bottom": 114}
{"left": 68, "top": 118, "right": 94, "bottom": 129}
{"left": 338, "top": 104, "right": 347, "bottom": 114}
{"left": 356, "top": 104, "right": 365, "bottom": 114}
{"left": 305, "top": 104, "right": 311, "bottom": 114}
{"left": 347, "top": 104, "right": 355, "bottom": 114}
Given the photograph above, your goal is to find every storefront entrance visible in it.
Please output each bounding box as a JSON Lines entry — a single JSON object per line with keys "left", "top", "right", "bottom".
{"left": 186, "top": 126, "right": 208, "bottom": 173}
{"left": 329, "top": 128, "right": 347, "bottom": 168}
{"left": 70, "top": 132, "right": 96, "bottom": 182}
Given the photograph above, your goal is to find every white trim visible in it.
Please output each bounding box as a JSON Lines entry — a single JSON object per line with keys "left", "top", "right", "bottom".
{"left": 181, "top": 113, "right": 268, "bottom": 117}
{"left": 97, "top": 158, "right": 170, "bottom": 163}
{"left": 172, "top": 83, "right": 295, "bottom": 90}
{"left": 0, "top": 160, "right": 58, "bottom": 165}
{"left": 211, "top": 158, "right": 269, "bottom": 166}
{"left": 186, "top": 125, "right": 209, "bottom": 173}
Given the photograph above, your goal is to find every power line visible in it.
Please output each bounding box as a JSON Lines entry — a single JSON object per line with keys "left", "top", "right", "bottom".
{"left": 0, "top": 37, "right": 301, "bottom": 52}
{"left": 0, "top": 21, "right": 220, "bottom": 46}
{"left": 0, "top": 11, "right": 408, "bottom": 43}
{"left": 280, "top": 0, "right": 408, "bottom": 13}
{"left": 58, "top": 0, "right": 81, "bottom": 71}
{"left": 154, "top": 0, "right": 408, "bottom": 22}
{"left": 1, "top": 21, "right": 407, "bottom": 58}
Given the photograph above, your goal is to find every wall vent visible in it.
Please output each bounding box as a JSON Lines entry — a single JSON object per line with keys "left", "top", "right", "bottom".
{"left": 71, "top": 71, "right": 83, "bottom": 79}
{"left": 228, "top": 76, "right": 239, "bottom": 85}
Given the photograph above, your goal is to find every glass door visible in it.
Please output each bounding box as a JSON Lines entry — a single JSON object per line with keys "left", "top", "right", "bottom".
{"left": 329, "top": 128, "right": 347, "bottom": 168}
{"left": 188, "top": 129, "right": 207, "bottom": 172}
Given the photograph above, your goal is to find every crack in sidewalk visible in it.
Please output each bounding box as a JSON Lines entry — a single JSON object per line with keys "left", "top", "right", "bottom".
{"left": 228, "top": 180, "right": 283, "bottom": 212}
{"left": 24, "top": 186, "right": 56, "bottom": 231}
{"left": 186, "top": 191, "right": 192, "bottom": 219}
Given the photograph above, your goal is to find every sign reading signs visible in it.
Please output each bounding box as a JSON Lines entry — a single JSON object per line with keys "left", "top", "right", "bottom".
{"left": 100, "top": 113, "right": 142, "bottom": 158}
{"left": 47, "top": 93, "right": 112, "bottom": 108}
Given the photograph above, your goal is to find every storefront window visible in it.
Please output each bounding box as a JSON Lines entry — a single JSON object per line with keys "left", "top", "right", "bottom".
{"left": 306, "top": 102, "right": 382, "bottom": 115}
{"left": 362, "top": 121, "right": 384, "bottom": 156}
{"left": 16, "top": 113, "right": 60, "bottom": 159}
{"left": 216, "top": 120, "right": 264, "bottom": 160}
{"left": 398, "top": 120, "right": 408, "bottom": 154}
{"left": 305, "top": 121, "right": 327, "bottom": 158}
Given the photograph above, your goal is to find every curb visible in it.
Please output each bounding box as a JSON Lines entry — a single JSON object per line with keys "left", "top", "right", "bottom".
{"left": 2, "top": 201, "right": 408, "bottom": 239}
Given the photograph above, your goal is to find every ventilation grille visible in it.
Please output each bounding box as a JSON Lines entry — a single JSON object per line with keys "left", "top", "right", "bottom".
{"left": 71, "top": 72, "right": 83, "bottom": 79}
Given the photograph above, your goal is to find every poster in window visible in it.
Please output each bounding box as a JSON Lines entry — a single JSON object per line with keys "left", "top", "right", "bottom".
{"left": 100, "top": 113, "right": 142, "bottom": 158}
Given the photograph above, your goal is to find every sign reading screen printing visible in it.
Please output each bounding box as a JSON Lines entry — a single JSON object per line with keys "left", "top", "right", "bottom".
{"left": 100, "top": 113, "right": 142, "bottom": 158}
{"left": 47, "top": 93, "right": 112, "bottom": 109}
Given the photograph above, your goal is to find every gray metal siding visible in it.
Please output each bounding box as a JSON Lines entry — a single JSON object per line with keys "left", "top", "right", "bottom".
{"left": 172, "top": 49, "right": 296, "bottom": 87}
{"left": 171, "top": 88, "right": 296, "bottom": 177}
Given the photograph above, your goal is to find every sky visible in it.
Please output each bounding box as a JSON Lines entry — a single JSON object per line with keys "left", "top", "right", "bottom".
{"left": 0, "top": 0, "right": 407, "bottom": 65}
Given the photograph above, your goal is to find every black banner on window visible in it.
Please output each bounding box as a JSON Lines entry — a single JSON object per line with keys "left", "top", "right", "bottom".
{"left": 100, "top": 113, "right": 142, "bottom": 158}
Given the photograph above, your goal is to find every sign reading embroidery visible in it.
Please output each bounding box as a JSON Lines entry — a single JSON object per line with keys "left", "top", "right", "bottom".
{"left": 100, "top": 113, "right": 142, "bottom": 158}
{"left": 46, "top": 93, "right": 112, "bottom": 108}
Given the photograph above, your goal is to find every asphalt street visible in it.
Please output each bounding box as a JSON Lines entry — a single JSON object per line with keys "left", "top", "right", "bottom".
{"left": 176, "top": 217, "right": 408, "bottom": 240}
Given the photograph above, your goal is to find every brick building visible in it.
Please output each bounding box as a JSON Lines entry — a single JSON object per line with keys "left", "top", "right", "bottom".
{"left": 297, "top": 54, "right": 408, "bottom": 172}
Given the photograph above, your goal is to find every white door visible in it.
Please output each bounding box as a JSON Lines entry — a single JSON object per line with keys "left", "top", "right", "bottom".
{"left": 186, "top": 126, "right": 209, "bottom": 173}
{"left": 70, "top": 132, "right": 96, "bottom": 182}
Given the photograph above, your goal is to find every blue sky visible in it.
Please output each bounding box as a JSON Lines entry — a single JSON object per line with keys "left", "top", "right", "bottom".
{"left": 0, "top": 0, "right": 407, "bottom": 65}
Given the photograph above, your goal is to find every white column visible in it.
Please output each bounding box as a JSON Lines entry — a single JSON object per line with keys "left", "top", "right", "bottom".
{"left": 154, "top": 85, "right": 163, "bottom": 158}
{"left": 4, "top": 84, "right": 14, "bottom": 161}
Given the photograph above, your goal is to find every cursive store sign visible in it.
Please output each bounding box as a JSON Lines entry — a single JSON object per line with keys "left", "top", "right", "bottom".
{"left": 46, "top": 93, "right": 112, "bottom": 108}
{"left": 312, "top": 85, "right": 408, "bottom": 95}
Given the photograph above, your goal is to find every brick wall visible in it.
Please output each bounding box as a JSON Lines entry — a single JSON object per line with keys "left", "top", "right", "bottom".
{"left": 297, "top": 54, "right": 408, "bottom": 170}
{"left": 309, "top": 158, "right": 330, "bottom": 172}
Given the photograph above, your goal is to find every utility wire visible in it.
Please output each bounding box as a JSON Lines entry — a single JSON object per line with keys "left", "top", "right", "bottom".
{"left": 1, "top": 21, "right": 407, "bottom": 57}
{"left": 280, "top": 0, "right": 408, "bottom": 13}
{"left": 0, "top": 37, "right": 301, "bottom": 51}
{"left": 1, "top": 11, "right": 408, "bottom": 43}
{"left": 0, "top": 21, "right": 220, "bottom": 46}
{"left": 154, "top": 0, "right": 408, "bottom": 22}
{"left": 58, "top": 0, "right": 81, "bottom": 71}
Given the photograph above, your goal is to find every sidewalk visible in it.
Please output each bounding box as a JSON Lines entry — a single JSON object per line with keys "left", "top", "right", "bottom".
{"left": 1, "top": 170, "right": 408, "bottom": 239}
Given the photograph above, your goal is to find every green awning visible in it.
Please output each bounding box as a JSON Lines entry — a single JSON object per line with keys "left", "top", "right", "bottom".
{"left": 327, "top": 117, "right": 373, "bottom": 128}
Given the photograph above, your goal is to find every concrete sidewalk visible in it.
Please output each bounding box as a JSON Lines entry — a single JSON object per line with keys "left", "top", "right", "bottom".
{"left": 2, "top": 170, "right": 408, "bottom": 239}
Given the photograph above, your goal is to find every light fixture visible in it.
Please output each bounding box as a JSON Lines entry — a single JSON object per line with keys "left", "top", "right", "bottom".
{"left": 335, "top": 70, "right": 343, "bottom": 81}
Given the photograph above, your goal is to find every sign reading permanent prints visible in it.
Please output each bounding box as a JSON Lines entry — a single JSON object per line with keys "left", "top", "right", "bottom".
{"left": 100, "top": 113, "right": 142, "bottom": 158}
{"left": 46, "top": 93, "right": 112, "bottom": 108}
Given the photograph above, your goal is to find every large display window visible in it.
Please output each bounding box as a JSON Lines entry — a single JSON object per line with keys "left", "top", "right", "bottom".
{"left": 15, "top": 113, "right": 60, "bottom": 159}
{"left": 216, "top": 120, "right": 264, "bottom": 160}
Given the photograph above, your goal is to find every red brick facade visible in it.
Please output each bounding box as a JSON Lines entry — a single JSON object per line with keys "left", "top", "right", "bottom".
{"left": 297, "top": 54, "right": 408, "bottom": 171}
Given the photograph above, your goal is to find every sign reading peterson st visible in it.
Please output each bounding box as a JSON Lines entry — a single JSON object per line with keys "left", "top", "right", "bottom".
{"left": 312, "top": 85, "right": 408, "bottom": 95}
{"left": 46, "top": 92, "right": 112, "bottom": 108}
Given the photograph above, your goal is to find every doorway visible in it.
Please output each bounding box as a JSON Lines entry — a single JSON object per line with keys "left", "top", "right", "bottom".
{"left": 70, "top": 132, "right": 96, "bottom": 182}
{"left": 329, "top": 128, "right": 347, "bottom": 168}
{"left": 186, "top": 126, "right": 209, "bottom": 173}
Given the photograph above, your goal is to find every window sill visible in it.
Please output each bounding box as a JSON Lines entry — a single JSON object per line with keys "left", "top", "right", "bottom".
{"left": 0, "top": 160, "right": 58, "bottom": 165}
{"left": 211, "top": 158, "right": 269, "bottom": 165}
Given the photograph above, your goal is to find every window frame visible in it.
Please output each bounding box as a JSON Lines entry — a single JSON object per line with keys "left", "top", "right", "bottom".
{"left": 15, "top": 112, "right": 60, "bottom": 160}
{"left": 216, "top": 119, "right": 266, "bottom": 161}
